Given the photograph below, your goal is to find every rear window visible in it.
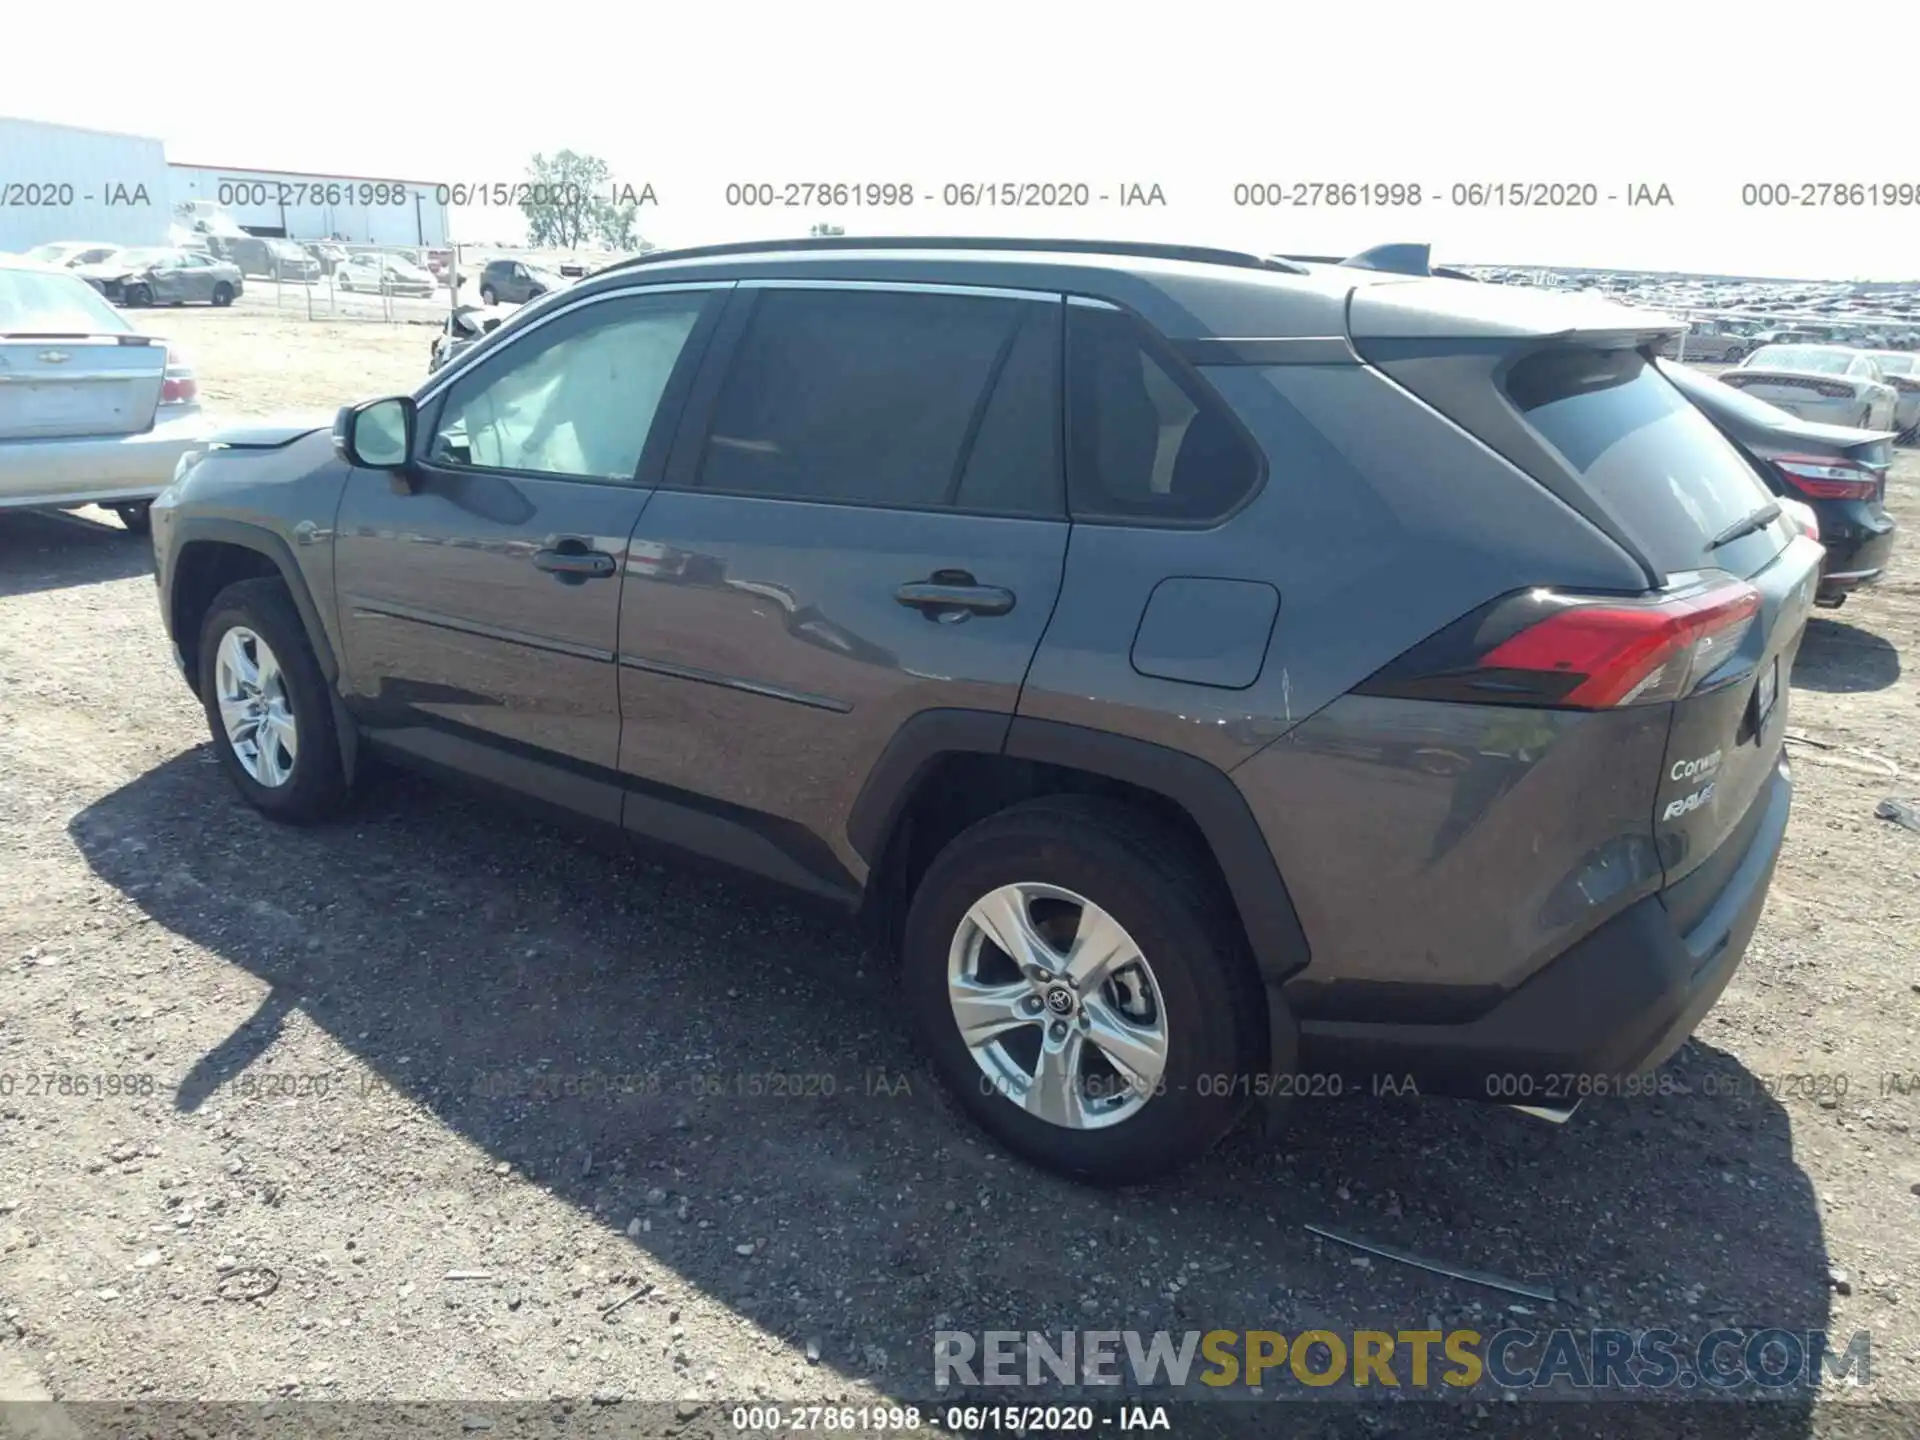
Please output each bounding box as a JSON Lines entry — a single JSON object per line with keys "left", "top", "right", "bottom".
{"left": 1506, "top": 347, "right": 1780, "bottom": 573}
{"left": 0, "top": 266, "right": 133, "bottom": 335}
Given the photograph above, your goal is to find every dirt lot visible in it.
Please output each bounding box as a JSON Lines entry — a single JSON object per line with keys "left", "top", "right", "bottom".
{"left": 1, "top": 307, "right": 1917, "bottom": 1438}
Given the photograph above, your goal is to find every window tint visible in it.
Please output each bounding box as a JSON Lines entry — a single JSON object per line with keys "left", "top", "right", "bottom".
{"left": 698, "top": 288, "right": 1055, "bottom": 513}
{"left": 1066, "top": 306, "right": 1262, "bottom": 522}
{"left": 427, "top": 291, "right": 705, "bottom": 481}
{"left": 1507, "top": 347, "right": 1780, "bottom": 574}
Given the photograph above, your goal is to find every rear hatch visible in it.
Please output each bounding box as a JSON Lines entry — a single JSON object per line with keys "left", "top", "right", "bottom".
{"left": 1348, "top": 280, "right": 1822, "bottom": 899}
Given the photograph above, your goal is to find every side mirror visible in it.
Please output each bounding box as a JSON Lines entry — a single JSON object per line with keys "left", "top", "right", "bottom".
{"left": 334, "top": 397, "right": 417, "bottom": 484}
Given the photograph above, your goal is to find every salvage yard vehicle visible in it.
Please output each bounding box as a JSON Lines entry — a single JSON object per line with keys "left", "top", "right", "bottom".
{"left": 150, "top": 235, "right": 1820, "bottom": 1184}
{"left": 20, "top": 240, "right": 123, "bottom": 271}
{"left": 336, "top": 253, "right": 436, "bottom": 297}
{"left": 1668, "top": 320, "right": 1752, "bottom": 362}
{"left": 75, "top": 247, "right": 243, "bottom": 308}
{"left": 428, "top": 302, "right": 513, "bottom": 373}
{"left": 1719, "top": 344, "right": 1899, "bottom": 429}
{"left": 0, "top": 255, "right": 209, "bottom": 535}
{"left": 1663, "top": 359, "right": 1897, "bottom": 606}
{"left": 1862, "top": 351, "right": 1920, "bottom": 440}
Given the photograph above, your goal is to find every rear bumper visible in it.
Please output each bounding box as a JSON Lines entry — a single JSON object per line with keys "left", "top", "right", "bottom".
{"left": 1299, "top": 756, "right": 1791, "bottom": 1100}
{"left": 1816, "top": 509, "right": 1897, "bottom": 598}
{"left": 0, "top": 410, "right": 215, "bottom": 509}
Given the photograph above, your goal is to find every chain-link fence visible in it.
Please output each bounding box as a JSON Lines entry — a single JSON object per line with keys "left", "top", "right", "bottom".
{"left": 233, "top": 241, "right": 649, "bottom": 325}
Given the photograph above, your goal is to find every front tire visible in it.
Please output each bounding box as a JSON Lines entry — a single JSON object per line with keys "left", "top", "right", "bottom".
{"left": 212, "top": 283, "right": 234, "bottom": 307}
{"left": 197, "top": 578, "right": 347, "bottom": 823}
{"left": 902, "top": 796, "right": 1268, "bottom": 1185}
{"left": 123, "top": 283, "right": 151, "bottom": 307}
{"left": 111, "top": 501, "right": 151, "bottom": 536}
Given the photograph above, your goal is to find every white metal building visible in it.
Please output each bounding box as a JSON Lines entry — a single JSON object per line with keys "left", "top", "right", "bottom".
{"left": 167, "top": 163, "right": 450, "bottom": 247}
{"left": 0, "top": 117, "right": 171, "bottom": 253}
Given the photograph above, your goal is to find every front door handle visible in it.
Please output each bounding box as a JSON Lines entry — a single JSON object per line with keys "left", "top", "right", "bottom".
{"left": 533, "top": 542, "right": 617, "bottom": 580}
{"left": 895, "top": 570, "right": 1016, "bottom": 620}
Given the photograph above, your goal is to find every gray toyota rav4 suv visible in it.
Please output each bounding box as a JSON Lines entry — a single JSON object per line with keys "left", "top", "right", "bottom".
{"left": 149, "top": 237, "right": 1818, "bottom": 1184}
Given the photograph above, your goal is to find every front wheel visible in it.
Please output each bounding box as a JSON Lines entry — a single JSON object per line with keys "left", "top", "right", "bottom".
{"left": 479, "top": 285, "right": 497, "bottom": 305}
{"left": 123, "top": 283, "right": 151, "bottom": 307}
{"left": 212, "top": 282, "right": 234, "bottom": 307}
{"left": 902, "top": 796, "right": 1269, "bottom": 1185}
{"left": 197, "top": 578, "right": 348, "bottom": 823}
{"left": 111, "top": 501, "right": 151, "bottom": 536}
{"left": 1723, "top": 344, "right": 1744, "bottom": 362}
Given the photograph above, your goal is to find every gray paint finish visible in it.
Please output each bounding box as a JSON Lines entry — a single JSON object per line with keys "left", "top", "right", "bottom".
{"left": 1130, "top": 578, "right": 1279, "bottom": 690}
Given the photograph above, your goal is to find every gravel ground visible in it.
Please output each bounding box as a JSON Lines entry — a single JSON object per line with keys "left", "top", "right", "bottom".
{"left": 1, "top": 313, "right": 1917, "bottom": 1439}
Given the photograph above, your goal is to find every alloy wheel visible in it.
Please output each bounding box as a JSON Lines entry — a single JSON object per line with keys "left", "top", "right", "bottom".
{"left": 946, "top": 882, "right": 1169, "bottom": 1131}
{"left": 214, "top": 626, "right": 298, "bottom": 787}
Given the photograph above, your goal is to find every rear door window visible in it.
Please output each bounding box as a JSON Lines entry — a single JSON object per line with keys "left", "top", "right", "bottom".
{"left": 695, "top": 287, "right": 1062, "bottom": 516}
{"left": 1506, "top": 347, "right": 1783, "bottom": 576}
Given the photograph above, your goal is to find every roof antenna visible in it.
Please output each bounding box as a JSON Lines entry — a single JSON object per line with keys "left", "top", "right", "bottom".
{"left": 1340, "top": 242, "right": 1432, "bottom": 276}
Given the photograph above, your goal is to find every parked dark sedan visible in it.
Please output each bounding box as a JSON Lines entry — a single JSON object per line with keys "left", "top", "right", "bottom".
{"left": 74, "top": 248, "right": 244, "bottom": 307}
{"left": 1662, "top": 359, "right": 1897, "bottom": 606}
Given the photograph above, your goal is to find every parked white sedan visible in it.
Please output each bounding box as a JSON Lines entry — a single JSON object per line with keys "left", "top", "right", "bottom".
{"left": 1863, "top": 351, "right": 1920, "bottom": 441}
{"left": 1717, "top": 344, "right": 1899, "bottom": 430}
{"left": 0, "top": 255, "right": 211, "bottom": 534}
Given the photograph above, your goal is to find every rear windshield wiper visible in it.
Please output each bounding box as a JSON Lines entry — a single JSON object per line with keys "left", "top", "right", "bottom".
{"left": 1708, "top": 501, "right": 1782, "bottom": 550}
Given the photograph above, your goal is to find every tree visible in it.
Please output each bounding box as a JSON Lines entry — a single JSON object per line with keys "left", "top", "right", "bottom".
{"left": 519, "top": 151, "right": 641, "bottom": 249}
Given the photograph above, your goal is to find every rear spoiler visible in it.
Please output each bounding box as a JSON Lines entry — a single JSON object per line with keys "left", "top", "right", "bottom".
{"left": 1273, "top": 242, "right": 1479, "bottom": 280}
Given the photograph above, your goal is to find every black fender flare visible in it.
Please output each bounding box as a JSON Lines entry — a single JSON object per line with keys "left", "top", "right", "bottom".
{"left": 167, "top": 517, "right": 360, "bottom": 782}
{"left": 846, "top": 709, "right": 1310, "bottom": 1087}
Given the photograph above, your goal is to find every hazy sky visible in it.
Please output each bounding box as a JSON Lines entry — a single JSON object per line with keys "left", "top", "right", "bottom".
{"left": 9, "top": 1, "right": 1917, "bottom": 278}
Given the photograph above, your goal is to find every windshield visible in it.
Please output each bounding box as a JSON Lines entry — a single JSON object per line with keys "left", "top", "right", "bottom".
{"left": 1870, "top": 353, "right": 1914, "bottom": 375}
{"left": 0, "top": 265, "right": 135, "bottom": 335}
{"left": 1748, "top": 345, "right": 1851, "bottom": 374}
{"left": 22, "top": 243, "right": 75, "bottom": 265}
{"left": 108, "top": 248, "right": 167, "bottom": 267}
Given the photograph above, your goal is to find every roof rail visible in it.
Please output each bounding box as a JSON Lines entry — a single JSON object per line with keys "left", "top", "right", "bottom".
{"left": 593, "top": 235, "right": 1310, "bottom": 278}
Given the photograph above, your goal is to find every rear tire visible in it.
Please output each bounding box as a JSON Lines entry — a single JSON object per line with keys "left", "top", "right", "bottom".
{"left": 197, "top": 577, "right": 348, "bottom": 824}
{"left": 480, "top": 285, "right": 498, "bottom": 306}
{"left": 1723, "top": 344, "right": 1745, "bottom": 362}
{"left": 112, "top": 502, "right": 151, "bottom": 536}
{"left": 902, "top": 795, "right": 1268, "bottom": 1185}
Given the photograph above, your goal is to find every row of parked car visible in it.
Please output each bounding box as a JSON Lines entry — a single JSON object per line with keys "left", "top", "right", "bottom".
{"left": 17, "top": 238, "right": 446, "bottom": 305}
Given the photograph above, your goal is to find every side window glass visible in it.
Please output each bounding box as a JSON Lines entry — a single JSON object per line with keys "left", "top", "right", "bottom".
{"left": 696, "top": 288, "right": 1053, "bottom": 512}
{"left": 951, "top": 303, "right": 1063, "bottom": 516}
{"left": 427, "top": 291, "right": 706, "bottom": 482}
{"left": 1066, "top": 306, "right": 1263, "bottom": 522}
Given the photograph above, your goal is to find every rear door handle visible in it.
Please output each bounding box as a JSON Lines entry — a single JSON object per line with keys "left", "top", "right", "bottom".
{"left": 895, "top": 570, "right": 1016, "bottom": 619}
{"left": 533, "top": 543, "right": 617, "bottom": 580}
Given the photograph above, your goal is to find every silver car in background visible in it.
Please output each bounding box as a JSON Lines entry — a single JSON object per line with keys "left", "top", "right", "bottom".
{"left": 1717, "top": 344, "right": 1899, "bottom": 429}
{"left": 0, "top": 256, "right": 212, "bottom": 534}
{"left": 74, "top": 247, "right": 244, "bottom": 308}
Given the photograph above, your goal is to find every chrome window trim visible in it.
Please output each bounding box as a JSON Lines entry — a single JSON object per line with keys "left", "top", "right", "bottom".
{"left": 416, "top": 279, "right": 736, "bottom": 405}
{"left": 737, "top": 278, "right": 1062, "bottom": 303}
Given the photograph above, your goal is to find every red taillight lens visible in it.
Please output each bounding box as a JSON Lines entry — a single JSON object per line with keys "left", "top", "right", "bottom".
{"left": 1478, "top": 584, "right": 1763, "bottom": 708}
{"left": 1774, "top": 455, "right": 1879, "bottom": 500}
{"left": 161, "top": 359, "right": 197, "bottom": 406}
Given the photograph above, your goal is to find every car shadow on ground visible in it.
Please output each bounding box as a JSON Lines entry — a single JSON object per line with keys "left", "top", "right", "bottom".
{"left": 67, "top": 753, "right": 1834, "bottom": 1435}
{"left": 0, "top": 508, "right": 152, "bottom": 598}
{"left": 1792, "top": 616, "right": 1901, "bottom": 693}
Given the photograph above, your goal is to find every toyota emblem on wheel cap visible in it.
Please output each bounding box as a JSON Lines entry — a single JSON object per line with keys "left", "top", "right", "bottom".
{"left": 1044, "top": 986, "right": 1075, "bottom": 1015}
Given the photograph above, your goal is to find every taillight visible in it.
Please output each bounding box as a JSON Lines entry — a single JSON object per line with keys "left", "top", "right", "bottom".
{"left": 1773, "top": 455, "right": 1879, "bottom": 500}
{"left": 1813, "top": 382, "right": 1854, "bottom": 399}
{"left": 1778, "top": 496, "right": 1823, "bottom": 542}
{"left": 1357, "top": 581, "right": 1763, "bottom": 711}
{"left": 160, "top": 354, "right": 197, "bottom": 406}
